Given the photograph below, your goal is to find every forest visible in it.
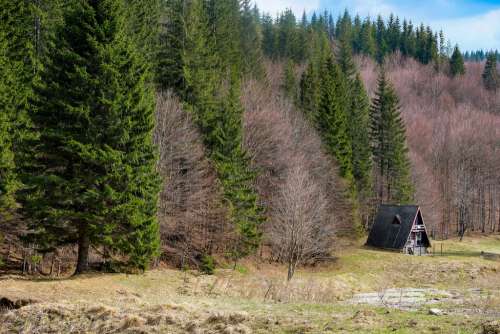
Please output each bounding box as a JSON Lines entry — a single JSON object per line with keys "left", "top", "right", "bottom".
{"left": 0, "top": 0, "right": 499, "bottom": 279}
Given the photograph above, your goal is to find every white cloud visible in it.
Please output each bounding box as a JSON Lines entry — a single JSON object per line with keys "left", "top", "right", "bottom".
{"left": 254, "top": 0, "right": 320, "bottom": 16}
{"left": 431, "top": 9, "right": 500, "bottom": 50}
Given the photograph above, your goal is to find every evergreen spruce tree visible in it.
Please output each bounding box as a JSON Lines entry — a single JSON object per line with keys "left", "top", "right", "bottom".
{"left": 0, "top": 0, "right": 36, "bottom": 174}
{"left": 180, "top": 0, "right": 220, "bottom": 106}
{"left": 240, "top": 0, "right": 264, "bottom": 78}
{"left": 450, "top": 45, "right": 465, "bottom": 77}
{"left": 0, "top": 33, "right": 18, "bottom": 218}
{"left": 359, "top": 18, "right": 376, "bottom": 57}
{"left": 375, "top": 16, "right": 387, "bottom": 63}
{"left": 317, "top": 57, "right": 353, "bottom": 180}
{"left": 261, "top": 14, "right": 275, "bottom": 58}
{"left": 205, "top": 0, "right": 242, "bottom": 74}
{"left": 370, "top": 69, "right": 413, "bottom": 204}
{"left": 349, "top": 74, "right": 372, "bottom": 197}
{"left": 299, "top": 62, "right": 320, "bottom": 120}
{"left": 386, "top": 14, "right": 401, "bottom": 53}
{"left": 337, "top": 34, "right": 356, "bottom": 80}
{"left": 23, "top": 0, "right": 161, "bottom": 273}
{"left": 482, "top": 52, "right": 499, "bottom": 91}
{"left": 157, "top": 0, "right": 187, "bottom": 91}
{"left": 124, "top": 0, "right": 161, "bottom": 62}
{"left": 336, "top": 38, "right": 371, "bottom": 194}
{"left": 211, "top": 81, "right": 263, "bottom": 258}
{"left": 179, "top": 0, "right": 263, "bottom": 259}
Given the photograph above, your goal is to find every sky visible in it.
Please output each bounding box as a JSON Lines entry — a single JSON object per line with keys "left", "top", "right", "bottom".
{"left": 254, "top": 0, "right": 500, "bottom": 51}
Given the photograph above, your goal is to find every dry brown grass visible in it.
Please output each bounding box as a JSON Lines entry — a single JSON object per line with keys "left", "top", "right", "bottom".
{"left": 1, "top": 236, "right": 500, "bottom": 333}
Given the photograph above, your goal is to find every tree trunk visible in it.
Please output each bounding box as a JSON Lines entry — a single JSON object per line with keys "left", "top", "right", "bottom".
{"left": 75, "top": 224, "right": 90, "bottom": 275}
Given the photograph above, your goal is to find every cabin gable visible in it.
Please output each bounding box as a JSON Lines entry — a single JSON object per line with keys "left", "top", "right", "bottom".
{"left": 366, "top": 205, "right": 431, "bottom": 255}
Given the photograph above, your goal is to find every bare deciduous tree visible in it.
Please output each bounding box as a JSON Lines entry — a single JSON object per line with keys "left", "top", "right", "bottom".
{"left": 154, "top": 92, "right": 231, "bottom": 267}
{"left": 269, "top": 163, "right": 332, "bottom": 281}
{"left": 241, "top": 62, "right": 350, "bottom": 278}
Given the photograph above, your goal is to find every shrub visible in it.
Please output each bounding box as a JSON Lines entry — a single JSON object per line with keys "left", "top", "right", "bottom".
{"left": 200, "top": 255, "right": 215, "bottom": 275}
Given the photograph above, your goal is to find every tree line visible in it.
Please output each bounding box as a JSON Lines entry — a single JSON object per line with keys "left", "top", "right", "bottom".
{"left": 261, "top": 9, "right": 452, "bottom": 66}
{"left": 464, "top": 50, "right": 500, "bottom": 62}
{"left": 0, "top": 0, "right": 493, "bottom": 275}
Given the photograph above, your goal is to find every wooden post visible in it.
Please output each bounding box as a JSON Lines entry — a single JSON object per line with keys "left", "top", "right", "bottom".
{"left": 50, "top": 255, "right": 55, "bottom": 277}
{"left": 441, "top": 243, "right": 443, "bottom": 256}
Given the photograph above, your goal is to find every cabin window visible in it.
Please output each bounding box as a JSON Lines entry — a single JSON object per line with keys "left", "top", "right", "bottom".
{"left": 392, "top": 214, "right": 402, "bottom": 225}
{"left": 416, "top": 232, "right": 423, "bottom": 246}
{"left": 416, "top": 212, "right": 423, "bottom": 225}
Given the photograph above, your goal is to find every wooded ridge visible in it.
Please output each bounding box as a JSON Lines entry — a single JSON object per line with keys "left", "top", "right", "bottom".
{"left": 0, "top": 0, "right": 498, "bottom": 278}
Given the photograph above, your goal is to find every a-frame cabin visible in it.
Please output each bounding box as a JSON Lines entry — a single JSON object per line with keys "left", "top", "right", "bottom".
{"left": 366, "top": 205, "right": 431, "bottom": 255}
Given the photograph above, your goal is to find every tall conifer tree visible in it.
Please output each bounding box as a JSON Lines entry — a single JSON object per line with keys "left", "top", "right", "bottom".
{"left": 450, "top": 45, "right": 465, "bottom": 77}
{"left": 0, "top": 0, "right": 37, "bottom": 175}
{"left": 211, "top": 81, "right": 263, "bottom": 258}
{"left": 337, "top": 35, "right": 356, "bottom": 80}
{"left": 360, "top": 18, "right": 376, "bottom": 57}
{"left": 172, "top": 0, "right": 263, "bottom": 259}
{"left": 482, "top": 52, "right": 499, "bottom": 91}
{"left": 23, "top": 0, "right": 161, "bottom": 273}
{"left": 240, "top": 0, "right": 264, "bottom": 77}
{"left": 317, "top": 57, "right": 353, "bottom": 180}
{"left": 370, "top": 69, "right": 413, "bottom": 204}
{"left": 157, "top": 0, "right": 189, "bottom": 91}
{"left": 299, "top": 62, "right": 320, "bottom": 120}
{"left": 0, "top": 33, "right": 18, "bottom": 218}
{"left": 349, "top": 74, "right": 372, "bottom": 197}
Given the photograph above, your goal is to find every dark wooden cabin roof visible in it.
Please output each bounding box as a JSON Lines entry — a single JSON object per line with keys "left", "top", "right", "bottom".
{"left": 366, "top": 205, "right": 430, "bottom": 250}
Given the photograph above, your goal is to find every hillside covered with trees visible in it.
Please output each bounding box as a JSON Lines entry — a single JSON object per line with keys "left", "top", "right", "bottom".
{"left": 0, "top": 0, "right": 499, "bottom": 279}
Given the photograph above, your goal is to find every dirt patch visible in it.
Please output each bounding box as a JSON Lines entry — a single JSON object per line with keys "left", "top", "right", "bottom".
{"left": 347, "top": 288, "right": 482, "bottom": 311}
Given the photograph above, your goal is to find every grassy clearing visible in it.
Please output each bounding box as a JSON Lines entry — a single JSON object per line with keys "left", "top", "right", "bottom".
{"left": 1, "top": 235, "right": 499, "bottom": 333}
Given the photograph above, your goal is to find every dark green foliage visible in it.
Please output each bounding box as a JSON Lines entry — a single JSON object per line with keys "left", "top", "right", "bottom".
{"left": 400, "top": 20, "right": 416, "bottom": 57}
{"left": 157, "top": 0, "right": 189, "bottom": 91}
{"left": 283, "top": 60, "right": 297, "bottom": 100}
{"left": 240, "top": 0, "right": 264, "bottom": 77}
{"left": 200, "top": 254, "right": 215, "bottom": 275}
{"left": 349, "top": 74, "right": 372, "bottom": 197}
{"left": 22, "top": 0, "right": 161, "bottom": 272}
{"left": 0, "top": 33, "right": 18, "bottom": 217}
{"left": 124, "top": 0, "right": 161, "bottom": 62}
{"left": 210, "top": 82, "right": 263, "bottom": 257}
{"left": 317, "top": 57, "right": 353, "bottom": 180}
{"left": 386, "top": 14, "right": 400, "bottom": 53}
{"left": 159, "top": 0, "right": 263, "bottom": 259}
{"left": 370, "top": 69, "right": 414, "bottom": 204}
{"left": 0, "top": 0, "right": 35, "bottom": 75}
{"left": 256, "top": 8, "right": 444, "bottom": 67}
{"left": 465, "top": 50, "right": 499, "bottom": 62}
{"left": 299, "top": 62, "right": 320, "bottom": 120}
{"left": 0, "top": 0, "right": 37, "bottom": 170}
{"left": 375, "top": 16, "right": 387, "bottom": 63}
{"left": 205, "top": 0, "right": 242, "bottom": 75}
{"left": 337, "top": 34, "right": 356, "bottom": 79}
{"left": 482, "top": 53, "right": 499, "bottom": 91}
{"left": 359, "top": 17, "right": 376, "bottom": 57}
{"left": 450, "top": 45, "right": 465, "bottom": 77}
{"left": 261, "top": 14, "right": 275, "bottom": 58}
